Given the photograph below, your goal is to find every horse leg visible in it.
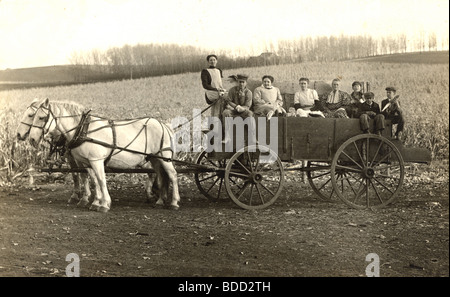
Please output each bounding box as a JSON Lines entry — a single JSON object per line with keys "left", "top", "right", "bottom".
{"left": 144, "top": 173, "right": 159, "bottom": 203}
{"left": 88, "top": 159, "right": 111, "bottom": 213}
{"left": 160, "top": 160, "right": 180, "bottom": 210}
{"left": 87, "top": 168, "right": 102, "bottom": 211}
{"left": 68, "top": 156, "right": 81, "bottom": 203}
{"left": 151, "top": 161, "right": 167, "bottom": 208}
{"left": 76, "top": 171, "right": 92, "bottom": 208}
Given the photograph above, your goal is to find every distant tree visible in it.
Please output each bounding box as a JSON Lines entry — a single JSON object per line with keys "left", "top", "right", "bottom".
{"left": 428, "top": 32, "right": 437, "bottom": 51}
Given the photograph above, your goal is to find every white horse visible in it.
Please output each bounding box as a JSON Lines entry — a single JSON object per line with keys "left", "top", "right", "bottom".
{"left": 29, "top": 98, "right": 180, "bottom": 213}
{"left": 16, "top": 98, "right": 90, "bottom": 204}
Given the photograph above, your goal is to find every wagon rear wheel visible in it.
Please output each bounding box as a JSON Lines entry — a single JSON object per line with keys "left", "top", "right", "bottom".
{"left": 194, "top": 150, "right": 227, "bottom": 201}
{"left": 306, "top": 161, "right": 338, "bottom": 202}
{"left": 331, "top": 134, "right": 405, "bottom": 209}
{"left": 224, "top": 145, "right": 284, "bottom": 210}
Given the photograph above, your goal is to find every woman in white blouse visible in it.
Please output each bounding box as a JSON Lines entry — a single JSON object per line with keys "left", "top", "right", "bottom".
{"left": 252, "top": 75, "right": 285, "bottom": 119}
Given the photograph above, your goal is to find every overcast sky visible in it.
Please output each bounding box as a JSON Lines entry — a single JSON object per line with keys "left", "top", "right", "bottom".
{"left": 0, "top": 0, "right": 448, "bottom": 69}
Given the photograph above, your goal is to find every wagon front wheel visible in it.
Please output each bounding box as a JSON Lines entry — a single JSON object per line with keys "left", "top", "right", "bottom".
{"left": 331, "top": 134, "right": 405, "bottom": 209}
{"left": 194, "top": 150, "right": 227, "bottom": 201}
{"left": 306, "top": 161, "right": 338, "bottom": 202}
{"left": 224, "top": 145, "right": 284, "bottom": 210}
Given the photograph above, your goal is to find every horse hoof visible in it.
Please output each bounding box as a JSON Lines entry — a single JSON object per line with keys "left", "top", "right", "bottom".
{"left": 153, "top": 203, "right": 164, "bottom": 209}
{"left": 89, "top": 204, "right": 100, "bottom": 211}
{"left": 97, "top": 206, "right": 110, "bottom": 213}
{"left": 169, "top": 205, "right": 180, "bottom": 211}
{"left": 77, "top": 200, "right": 90, "bottom": 208}
{"left": 68, "top": 198, "right": 79, "bottom": 204}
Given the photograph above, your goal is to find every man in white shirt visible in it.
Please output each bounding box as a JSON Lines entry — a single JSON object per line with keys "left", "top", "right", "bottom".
{"left": 294, "top": 77, "right": 321, "bottom": 117}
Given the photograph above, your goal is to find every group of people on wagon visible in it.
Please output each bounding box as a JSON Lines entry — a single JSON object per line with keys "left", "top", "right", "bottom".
{"left": 201, "top": 54, "right": 405, "bottom": 141}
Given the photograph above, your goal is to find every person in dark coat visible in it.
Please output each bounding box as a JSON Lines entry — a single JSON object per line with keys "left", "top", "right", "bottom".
{"left": 381, "top": 86, "right": 405, "bottom": 140}
{"left": 358, "top": 92, "right": 385, "bottom": 135}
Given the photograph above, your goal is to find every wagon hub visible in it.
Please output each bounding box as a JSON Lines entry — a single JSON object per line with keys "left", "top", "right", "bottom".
{"left": 362, "top": 167, "right": 375, "bottom": 179}
{"left": 250, "top": 173, "right": 263, "bottom": 184}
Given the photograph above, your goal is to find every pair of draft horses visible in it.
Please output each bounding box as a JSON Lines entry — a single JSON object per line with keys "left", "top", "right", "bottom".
{"left": 17, "top": 98, "right": 180, "bottom": 213}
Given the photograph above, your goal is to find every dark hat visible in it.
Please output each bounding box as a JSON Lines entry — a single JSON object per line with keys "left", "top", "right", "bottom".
{"left": 363, "top": 92, "right": 374, "bottom": 99}
{"left": 352, "top": 81, "right": 362, "bottom": 87}
{"left": 236, "top": 74, "right": 248, "bottom": 81}
{"left": 206, "top": 54, "right": 218, "bottom": 61}
{"left": 385, "top": 86, "right": 397, "bottom": 92}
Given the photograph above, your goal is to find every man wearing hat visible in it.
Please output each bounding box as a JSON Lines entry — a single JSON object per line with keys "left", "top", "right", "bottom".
{"left": 381, "top": 87, "right": 405, "bottom": 140}
{"left": 222, "top": 74, "right": 254, "bottom": 144}
{"left": 357, "top": 92, "right": 385, "bottom": 135}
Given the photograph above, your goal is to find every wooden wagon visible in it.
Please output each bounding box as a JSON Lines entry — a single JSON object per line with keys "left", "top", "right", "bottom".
{"left": 41, "top": 81, "right": 431, "bottom": 210}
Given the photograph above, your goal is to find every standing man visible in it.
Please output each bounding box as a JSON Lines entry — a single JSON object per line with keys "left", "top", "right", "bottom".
{"left": 322, "top": 78, "right": 352, "bottom": 118}
{"left": 381, "top": 86, "right": 405, "bottom": 140}
{"left": 201, "top": 54, "right": 226, "bottom": 118}
{"left": 358, "top": 92, "right": 385, "bottom": 135}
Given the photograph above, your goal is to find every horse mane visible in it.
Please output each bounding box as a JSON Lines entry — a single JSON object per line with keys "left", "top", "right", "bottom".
{"left": 49, "top": 101, "right": 86, "bottom": 115}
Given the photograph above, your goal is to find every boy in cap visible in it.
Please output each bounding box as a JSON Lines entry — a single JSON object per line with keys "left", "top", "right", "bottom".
{"left": 381, "top": 87, "right": 404, "bottom": 140}
{"left": 358, "top": 92, "right": 385, "bottom": 135}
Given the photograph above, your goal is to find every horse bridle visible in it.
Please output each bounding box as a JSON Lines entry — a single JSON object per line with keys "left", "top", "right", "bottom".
{"left": 32, "top": 104, "right": 82, "bottom": 138}
{"left": 19, "top": 104, "right": 39, "bottom": 129}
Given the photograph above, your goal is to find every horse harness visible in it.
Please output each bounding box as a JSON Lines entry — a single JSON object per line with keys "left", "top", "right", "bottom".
{"left": 36, "top": 105, "right": 174, "bottom": 166}
{"left": 66, "top": 112, "right": 174, "bottom": 166}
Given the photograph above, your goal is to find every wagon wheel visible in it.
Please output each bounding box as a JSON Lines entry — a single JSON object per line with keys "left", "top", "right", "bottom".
{"left": 331, "top": 134, "right": 404, "bottom": 209}
{"left": 224, "top": 145, "right": 284, "bottom": 210}
{"left": 194, "top": 150, "right": 227, "bottom": 201}
{"left": 306, "top": 161, "right": 338, "bottom": 202}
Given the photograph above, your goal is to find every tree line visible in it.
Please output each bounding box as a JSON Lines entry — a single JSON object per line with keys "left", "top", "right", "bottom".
{"left": 68, "top": 33, "right": 448, "bottom": 82}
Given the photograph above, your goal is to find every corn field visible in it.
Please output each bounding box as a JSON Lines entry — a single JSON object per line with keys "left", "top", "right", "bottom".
{"left": 0, "top": 61, "right": 448, "bottom": 185}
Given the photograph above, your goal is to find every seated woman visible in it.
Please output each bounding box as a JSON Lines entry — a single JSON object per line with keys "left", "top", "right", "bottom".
{"left": 294, "top": 77, "right": 324, "bottom": 118}
{"left": 322, "top": 78, "right": 352, "bottom": 118}
{"left": 252, "top": 75, "right": 286, "bottom": 119}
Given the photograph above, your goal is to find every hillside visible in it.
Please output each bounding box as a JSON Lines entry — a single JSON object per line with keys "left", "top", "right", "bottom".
{"left": 351, "top": 51, "right": 449, "bottom": 64}
{"left": 1, "top": 51, "right": 448, "bottom": 91}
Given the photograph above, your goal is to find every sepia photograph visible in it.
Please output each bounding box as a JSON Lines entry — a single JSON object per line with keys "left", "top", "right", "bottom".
{"left": 0, "top": 0, "right": 448, "bottom": 285}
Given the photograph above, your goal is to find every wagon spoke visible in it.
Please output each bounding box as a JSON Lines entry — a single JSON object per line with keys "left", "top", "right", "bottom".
{"left": 372, "top": 176, "right": 395, "bottom": 194}
{"left": 206, "top": 176, "right": 220, "bottom": 194}
{"left": 343, "top": 172, "right": 359, "bottom": 196}
{"left": 372, "top": 148, "right": 393, "bottom": 167}
{"left": 353, "top": 141, "right": 365, "bottom": 166}
{"left": 365, "top": 179, "right": 370, "bottom": 208}
{"left": 369, "top": 179, "right": 384, "bottom": 204}
{"left": 349, "top": 175, "right": 366, "bottom": 204}
{"left": 317, "top": 176, "right": 332, "bottom": 191}
{"left": 366, "top": 137, "right": 370, "bottom": 167}
{"left": 235, "top": 158, "right": 252, "bottom": 174}
{"left": 217, "top": 178, "right": 224, "bottom": 200}
{"left": 198, "top": 174, "right": 218, "bottom": 183}
{"left": 370, "top": 140, "right": 384, "bottom": 167}
{"left": 255, "top": 184, "right": 265, "bottom": 204}
{"left": 228, "top": 171, "right": 250, "bottom": 178}
{"left": 249, "top": 184, "right": 254, "bottom": 206}
{"left": 236, "top": 182, "right": 250, "bottom": 201}
{"left": 310, "top": 170, "right": 332, "bottom": 180}
{"left": 246, "top": 151, "right": 254, "bottom": 172}
{"left": 206, "top": 158, "right": 219, "bottom": 168}
{"left": 341, "top": 151, "right": 364, "bottom": 169}
{"left": 334, "top": 164, "right": 362, "bottom": 173}
{"left": 259, "top": 182, "right": 275, "bottom": 196}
